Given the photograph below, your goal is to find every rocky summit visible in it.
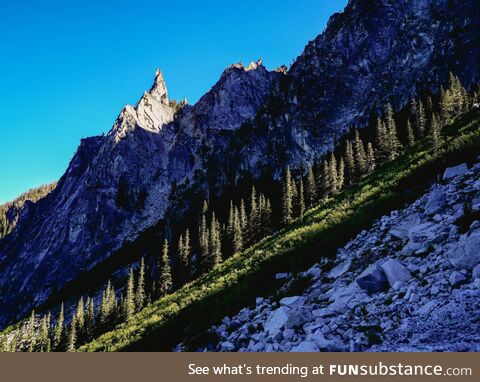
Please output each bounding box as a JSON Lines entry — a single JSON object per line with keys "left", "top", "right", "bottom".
{"left": 204, "top": 159, "right": 480, "bottom": 352}
{"left": 1, "top": 0, "right": 480, "bottom": 327}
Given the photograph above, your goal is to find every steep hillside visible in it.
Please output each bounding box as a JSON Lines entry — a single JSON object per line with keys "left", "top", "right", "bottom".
{"left": 1, "top": 0, "right": 479, "bottom": 329}
{"left": 79, "top": 109, "right": 480, "bottom": 351}
{"left": 206, "top": 161, "right": 480, "bottom": 352}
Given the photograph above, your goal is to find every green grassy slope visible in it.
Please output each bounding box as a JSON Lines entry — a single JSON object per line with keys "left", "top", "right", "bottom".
{"left": 80, "top": 109, "right": 480, "bottom": 351}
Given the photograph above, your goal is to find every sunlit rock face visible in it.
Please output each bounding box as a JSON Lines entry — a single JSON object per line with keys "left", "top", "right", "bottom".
{"left": 0, "top": 61, "right": 279, "bottom": 326}
{"left": 0, "top": 0, "right": 479, "bottom": 326}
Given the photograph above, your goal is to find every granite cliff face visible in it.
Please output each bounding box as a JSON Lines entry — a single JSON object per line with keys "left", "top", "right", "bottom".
{"left": 1, "top": 0, "right": 480, "bottom": 326}
{"left": 232, "top": 0, "right": 480, "bottom": 172}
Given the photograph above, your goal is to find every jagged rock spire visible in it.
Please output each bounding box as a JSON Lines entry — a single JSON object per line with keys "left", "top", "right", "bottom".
{"left": 149, "top": 68, "right": 169, "bottom": 105}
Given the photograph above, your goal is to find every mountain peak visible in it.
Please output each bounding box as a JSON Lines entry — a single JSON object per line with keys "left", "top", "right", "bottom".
{"left": 109, "top": 69, "right": 175, "bottom": 141}
{"left": 149, "top": 68, "right": 169, "bottom": 105}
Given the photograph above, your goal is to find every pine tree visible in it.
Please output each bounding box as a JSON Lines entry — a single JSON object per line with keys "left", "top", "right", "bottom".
{"left": 375, "top": 118, "right": 388, "bottom": 164}
{"left": 53, "top": 303, "right": 65, "bottom": 350}
{"left": 27, "top": 310, "right": 36, "bottom": 352}
{"left": 232, "top": 206, "right": 243, "bottom": 253}
{"left": 248, "top": 186, "right": 259, "bottom": 242}
{"left": 67, "top": 314, "right": 76, "bottom": 352}
{"left": 38, "top": 314, "right": 49, "bottom": 352}
{"left": 337, "top": 157, "right": 345, "bottom": 191}
{"left": 184, "top": 229, "right": 191, "bottom": 271}
{"left": 239, "top": 199, "right": 247, "bottom": 230}
{"left": 100, "top": 281, "right": 114, "bottom": 326}
{"left": 431, "top": 113, "right": 441, "bottom": 152}
{"left": 440, "top": 85, "right": 452, "bottom": 126}
{"left": 329, "top": 153, "right": 338, "bottom": 194}
{"left": 319, "top": 159, "right": 331, "bottom": 199}
{"left": 298, "top": 179, "right": 305, "bottom": 219}
{"left": 282, "top": 167, "right": 293, "bottom": 224}
{"left": 291, "top": 174, "right": 298, "bottom": 215}
{"left": 208, "top": 213, "right": 222, "bottom": 268}
{"left": 344, "top": 140, "right": 355, "bottom": 185}
{"left": 262, "top": 197, "right": 272, "bottom": 235}
{"left": 199, "top": 213, "right": 208, "bottom": 273}
{"left": 412, "top": 99, "right": 427, "bottom": 137}
{"left": 385, "top": 104, "right": 402, "bottom": 160}
{"left": 366, "top": 142, "right": 376, "bottom": 174}
{"left": 124, "top": 268, "right": 135, "bottom": 321}
{"left": 75, "top": 297, "right": 85, "bottom": 340}
{"left": 85, "top": 297, "right": 95, "bottom": 340}
{"left": 135, "top": 257, "right": 146, "bottom": 311}
{"left": 406, "top": 119, "right": 415, "bottom": 147}
{"left": 158, "top": 239, "right": 172, "bottom": 295}
{"left": 353, "top": 130, "right": 367, "bottom": 178}
{"left": 226, "top": 201, "right": 235, "bottom": 255}
{"left": 305, "top": 165, "right": 317, "bottom": 207}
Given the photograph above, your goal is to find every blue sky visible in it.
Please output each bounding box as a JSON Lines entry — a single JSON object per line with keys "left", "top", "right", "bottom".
{"left": 0, "top": 0, "right": 347, "bottom": 204}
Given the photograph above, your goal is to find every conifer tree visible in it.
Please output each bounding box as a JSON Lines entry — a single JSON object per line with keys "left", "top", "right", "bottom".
{"left": 100, "top": 281, "right": 114, "bottom": 326}
{"left": 329, "top": 153, "right": 338, "bottom": 194}
{"left": 53, "top": 303, "right": 65, "bottom": 350}
{"left": 337, "top": 157, "right": 345, "bottom": 191}
{"left": 67, "top": 314, "right": 76, "bottom": 352}
{"left": 199, "top": 213, "right": 208, "bottom": 272}
{"left": 232, "top": 206, "right": 243, "bottom": 254}
{"left": 298, "top": 179, "right": 305, "bottom": 219}
{"left": 208, "top": 213, "right": 222, "bottom": 268}
{"left": 135, "top": 257, "right": 146, "bottom": 311}
{"left": 27, "top": 310, "right": 36, "bottom": 352}
{"left": 38, "top": 314, "right": 49, "bottom": 352}
{"left": 374, "top": 118, "right": 388, "bottom": 164}
{"left": 75, "top": 297, "right": 85, "bottom": 340}
{"left": 248, "top": 186, "right": 259, "bottom": 242}
{"left": 440, "top": 86, "right": 448, "bottom": 124}
{"left": 239, "top": 199, "right": 247, "bottom": 230}
{"left": 431, "top": 113, "right": 441, "bottom": 152}
{"left": 158, "top": 239, "right": 172, "bottom": 295}
{"left": 226, "top": 201, "right": 235, "bottom": 253}
{"left": 184, "top": 229, "right": 191, "bottom": 269}
{"left": 366, "top": 142, "right": 376, "bottom": 174}
{"left": 85, "top": 297, "right": 95, "bottom": 340}
{"left": 412, "top": 99, "right": 426, "bottom": 137}
{"left": 406, "top": 119, "right": 415, "bottom": 147}
{"left": 319, "top": 159, "right": 331, "bottom": 199}
{"left": 282, "top": 167, "right": 293, "bottom": 224}
{"left": 344, "top": 140, "right": 355, "bottom": 185}
{"left": 385, "top": 104, "right": 402, "bottom": 160}
{"left": 124, "top": 268, "right": 135, "bottom": 321}
{"left": 353, "top": 130, "right": 367, "bottom": 178}
{"left": 262, "top": 198, "right": 272, "bottom": 235}
{"left": 305, "top": 165, "right": 317, "bottom": 207}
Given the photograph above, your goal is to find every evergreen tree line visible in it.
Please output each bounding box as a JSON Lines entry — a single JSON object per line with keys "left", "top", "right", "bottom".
{"left": 1, "top": 73, "right": 477, "bottom": 352}
{"left": 280, "top": 72, "right": 476, "bottom": 223}
{"left": 0, "top": 189, "right": 274, "bottom": 352}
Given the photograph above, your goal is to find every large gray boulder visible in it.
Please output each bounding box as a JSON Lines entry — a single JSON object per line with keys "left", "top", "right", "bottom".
{"left": 327, "top": 260, "right": 352, "bottom": 279}
{"left": 379, "top": 259, "right": 412, "bottom": 289}
{"left": 447, "top": 231, "right": 480, "bottom": 270}
{"left": 279, "top": 296, "right": 305, "bottom": 309}
{"left": 264, "top": 306, "right": 306, "bottom": 335}
{"left": 443, "top": 163, "right": 468, "bottom": 180}
{"left": 425, "top": 188, "right": 447, "bottom": 215}
{"left": 356, "top": 265, "right": 389, "bottom": 294}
